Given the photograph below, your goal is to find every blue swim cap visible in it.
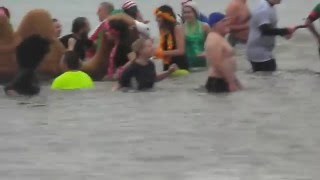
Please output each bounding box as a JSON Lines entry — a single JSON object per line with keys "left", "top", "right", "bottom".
{"left": 208, "top": 12, "right": 225, "bottom": 28}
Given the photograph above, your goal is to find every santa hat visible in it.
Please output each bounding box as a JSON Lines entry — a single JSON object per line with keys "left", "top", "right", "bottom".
{"left": 122, "top": 0, "right": 137, "bottom": 10}
{"left": 183, "top": 1, "right": 200, "bottom": 17}
{"left": 181, "top": 0, "right": 193, "bottom": 5}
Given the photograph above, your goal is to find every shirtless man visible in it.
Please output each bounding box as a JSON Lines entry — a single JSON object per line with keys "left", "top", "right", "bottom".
{"left": 204, "top": 12, "right": 241, "bottom": 93}
{"left": 225, "top": 0, "right": 250, "bottom": 47}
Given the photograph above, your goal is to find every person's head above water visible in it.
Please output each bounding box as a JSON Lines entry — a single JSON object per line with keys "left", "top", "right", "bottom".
{"left": 208, "top": 12, "right": 230, "bottom": 36}
{"left": 0, "top": 6, "right": 10, "bottom": 19}
{"left": 71, "top": 17, "right": 90, "bottom": 37}
{"left": 122, "top": 0, "right": 139, "bottom": 19}
{"left": 97, "top": 2, "right": 114, "bottom": 22}
{"left": 63, "top": 51, "right": 81, "bottom": 70}
{"left": 154, "top": 5, "right": 177, "bottom": 29}
{"left": 52, "top": 18, "right": 62, "bottom": 38}
{"left": 131, "top": 38, "right": 154, "bottom": 58}
{"left": 182, "top": 1, "right": 200, "bottom": 22}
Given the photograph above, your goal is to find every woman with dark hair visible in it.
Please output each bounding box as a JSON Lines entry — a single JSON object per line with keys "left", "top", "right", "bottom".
{"left": 182, "top": 1, "right": 209, "bottom": 69}
{"left": 154, "top": 5, "right": 189, "bottom": 71}
{"left": 60, "top": 17, "right": 93, "bottom": 60}
{"left": 103, "top": 19, "right": 132, "bottom": 80}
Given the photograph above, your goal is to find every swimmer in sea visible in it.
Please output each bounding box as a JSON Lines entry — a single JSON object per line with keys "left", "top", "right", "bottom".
{"left": 113, "top": 38, "right": 177, "bottom": 91}
{"left": 305, "top": 3, "right": 320, "bottom": 54}
{"left": 225, "top": 0, "right": 250, "bottom": 47}
{"left": 204, "top": 12, "right": 242, "bottom": 93}
{"left": 246, "top": 0, "right": 295, "bottom": 72}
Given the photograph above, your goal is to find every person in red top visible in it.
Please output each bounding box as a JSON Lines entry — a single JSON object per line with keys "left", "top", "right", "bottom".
{"left": 306, "top": 3, "right": 320, "bottom": 49}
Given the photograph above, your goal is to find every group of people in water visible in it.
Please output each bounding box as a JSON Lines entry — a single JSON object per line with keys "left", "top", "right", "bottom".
{"left": 1, "top": 0, "right": 320, "bottom": 96}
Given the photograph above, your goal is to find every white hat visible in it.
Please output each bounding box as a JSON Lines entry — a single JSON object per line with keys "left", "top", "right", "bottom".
{"left": 181, "top": 0, "right": 193, "bottom": 5}
{"left": 183, "top": 1, "right": 200, "bottom": 17}
{"left": 134, "top": 20, "right": 150, "bottom": 37}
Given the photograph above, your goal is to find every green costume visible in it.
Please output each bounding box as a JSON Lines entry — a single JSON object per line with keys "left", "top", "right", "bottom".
{"left": 185, "top": 21, "right": 207, "bottom": 68}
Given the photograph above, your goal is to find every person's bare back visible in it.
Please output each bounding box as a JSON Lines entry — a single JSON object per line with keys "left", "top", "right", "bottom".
{"left": 226, "top": 0, "right": 250, "bottom": 42}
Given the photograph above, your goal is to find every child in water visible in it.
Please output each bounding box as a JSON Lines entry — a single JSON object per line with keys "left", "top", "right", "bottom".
{"left": 51, "top": 38, "right": 94, "bottom": 90}
{"left": 113, "top": 38, "right": 177, "bottom": 91}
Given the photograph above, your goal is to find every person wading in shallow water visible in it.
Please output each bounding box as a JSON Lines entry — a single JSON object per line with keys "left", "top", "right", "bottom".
{"left": 60, "top": 17, "right": 93, "bottom": 61}
{"left": 204, "top": 12, "right": 242, "bottom": 93}
{"left": 246, "top": 0, "right": 295, "bottom": 72}
{"left": 182, "top": 1, "right": 210, "bottom": 69}
{"left": 225, "top": 0, "right": 250, "bottom": 47}
{"left": 113, "top": 38, "right": 177, "bottom": 91}
{"left": 154, "top": 5, "right": 189, "bottom": 71}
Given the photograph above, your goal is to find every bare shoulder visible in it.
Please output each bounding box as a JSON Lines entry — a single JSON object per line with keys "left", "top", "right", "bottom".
{"left": 226, "top": 0, "right": 240, "bottom": 13}
{"left": 205, "top": 33, "right": 222, "bottom": 48}
{"left": 202, "top": 23, "right": 210, "bottom": 31}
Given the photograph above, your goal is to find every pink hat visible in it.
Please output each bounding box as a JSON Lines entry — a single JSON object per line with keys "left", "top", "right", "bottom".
{"left": 122, "top": 0, "right": 137, "bottom": 10}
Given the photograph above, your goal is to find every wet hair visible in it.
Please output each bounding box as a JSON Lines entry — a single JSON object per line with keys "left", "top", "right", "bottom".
{"left": 100, "top": 2, "right": 114, "bottom": 13}
{"left": 63, "top": 51, "right": 81, "bottom": 70}
{"left": 0, "top": 7, "right": 10, "bottom": 18}
{"left": 108, "top": 19, "right": 131, "bottom": 68}
{"left": 71, "top": 17, "right": 87, "bottom": 34}
{"left": 16, "top": 34, "right": 51, "bottom": 70}
{"left": 157, "top": 5, "right": 177, "bottom": 35}
{"left": 124, "top": 6, "right": 139, "bottom": 19}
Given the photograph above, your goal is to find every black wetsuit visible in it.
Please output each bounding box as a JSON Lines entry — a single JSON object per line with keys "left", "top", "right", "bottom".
{"left": 119, "top": 61, "right": 157, "bottom": 90}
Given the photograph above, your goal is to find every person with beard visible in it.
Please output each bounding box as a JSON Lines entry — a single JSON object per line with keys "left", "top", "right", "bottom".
{"left": 4, "top": 35, "right": 51, "bottom": 96}
{"left": 60, "top": 17, "right": 93, "bottom": 60}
